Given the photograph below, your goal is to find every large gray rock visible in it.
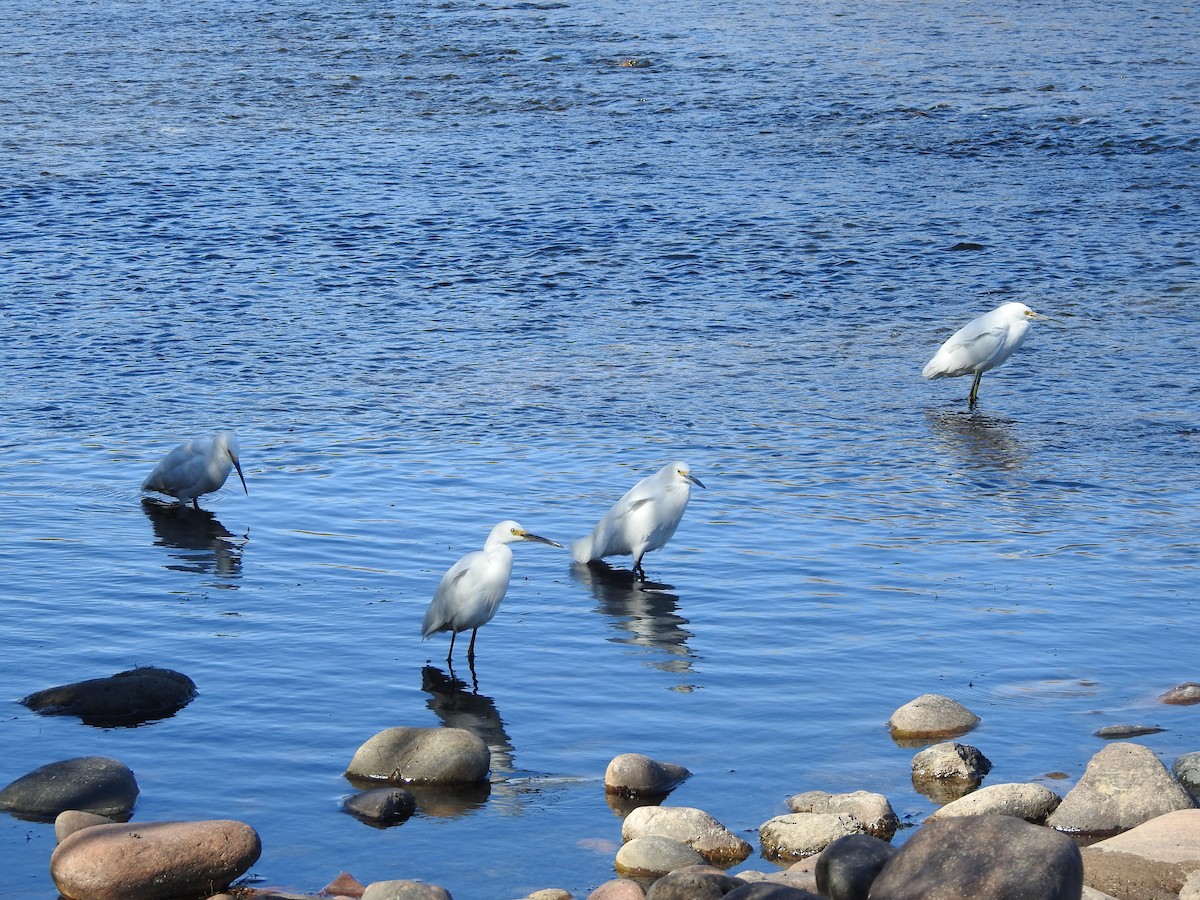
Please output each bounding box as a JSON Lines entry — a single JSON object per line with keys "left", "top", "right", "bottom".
{"left": 815, "top": 833, "right": 895, "bottom": 900}
{"left": 622, "top": 805, "right": 752, "bottom": 865}
{"left": 615, "top": 836, "right": 707, "bottom": 878}
{"left": 605, "top": 753, "right": 690, "bottom": 798}
{"left": 50, "top": 819, "right": 261, "bottom": 900}
{"left": 1175, "top": 752, "right": 1200, "bottom": 798}
{"left": 759, "top": 812, "right": 870, "bottom": 862}
{"left": 344, "top": 726, "right": 489, "bottom": 785}
{"left": 786, "top": 790, "right": 897, "bottom": 841}
{"left": 1046, "top": 742, "right": 1196, "bottom": 838}
{"left": 1080, "top": 808, "right": 1200, "bottom": 899}
{"left": 20, "top": 667, "right": 197, "bottom": 727}
{"left": 644, "top": 864, "right": 744, "bottom": 899}
{"left": 0, "top": 756, "right": 138, "bottom": 821}
{"left": 926, "top": 782, "right": 1061, "bottom": 825}
{"left": 869, "top": 815, "right": 1083, "bottom": 899}
{"left": 888, "top": 694, "right": 979, "bottom": 741}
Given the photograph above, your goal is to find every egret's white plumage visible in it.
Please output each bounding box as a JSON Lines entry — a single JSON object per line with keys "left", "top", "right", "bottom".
{"left": 421, "top": 520, "right": 562, "bottom": 662}
{"left": 142, "top": 431, "right": 248, "bottom": 509}
{"left": 922, "top": 301, "right": 1038, "bottom": 407}
{"left": 572, "top": 461, "right": 704, "bottom": 579}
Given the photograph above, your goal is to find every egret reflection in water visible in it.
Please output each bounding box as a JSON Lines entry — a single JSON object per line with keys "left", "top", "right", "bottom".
{"left": 141, "top": 498, "right": 247, "bottom": 582}
{"left": 422, "top": 664, "right": 515, "bottom": 777}
{"left": 571, "top": 561, "right": 696, "bottom": 677}
{"left": 924, "top": 409, "right": 1027, "bottom": 473}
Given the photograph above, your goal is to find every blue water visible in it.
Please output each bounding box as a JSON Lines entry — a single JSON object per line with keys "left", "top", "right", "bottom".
{"left": 2, "top": 0, "right": 1199, "bottom": 897}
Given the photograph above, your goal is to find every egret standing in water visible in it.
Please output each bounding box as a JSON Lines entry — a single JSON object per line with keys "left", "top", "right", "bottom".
{"left": 922, "top": 301, "right": 1038, "bottom": 408}
{"left": 572, "top": 461, "right": 704, "bottom": 580}
{"left": 421, "top": 520, "right": 562, "bottom": 663}
{"left": 142, "top": 431, "right": 248, "bottom": 509}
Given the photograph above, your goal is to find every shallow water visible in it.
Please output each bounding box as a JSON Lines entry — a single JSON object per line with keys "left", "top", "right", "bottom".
{"left": 2, "top": 0, "right": 1199, "bottom": 896}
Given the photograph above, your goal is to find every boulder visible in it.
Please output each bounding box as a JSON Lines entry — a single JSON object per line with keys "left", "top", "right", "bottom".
{"left": 0, "top": 756, "right": 138, "bottom": 821}
{"left": 20, "top": 667, "right": 197, "bottom": 727}
{"left": 615, "top": 836, "right": 707, "bottom": 878}
{"left": 926, "top": 782, "right": 1061, "bottom": 824}
{"left": 1046, "top": 742, "right": 1196, "bottom": 838}
{"left": 605, "top": 754, "right": 690, "bottom": 798}
{"left": 868, "top": 815, "right": 1082, "bottom": 899}
{"left": 50, "top": 819, "right": 260, "bottom": 900}
{"left": 759, "top": 812, "right": 869, "bottom": 862}
{"left": 644, "top": 864, "right": 744, "bottom": 899}
{"left": 887, "top": 694, "right": 979, "bottom": 741}
{"left": 815, "top": 833, "right": 895, "bottom": 900}
{"left": 344, "top": 726, "right": 489, "bottom": 785}
{"left": 342, "top": 788, "right": 416, "bottom": 826}
{"left": 786, "top": 790, "right": 897, "bottom": 840}
{"left": 361, "top": 880, "right": 453, "bottom": 900}
{"left": 1080, "top": 808, "right": 1200, "bottom": 899}
{"left": 723, "top": 883, "right": 822, "bottom": 898}
{"left": 622, "top": 805, "right": 752, "bottom": 865}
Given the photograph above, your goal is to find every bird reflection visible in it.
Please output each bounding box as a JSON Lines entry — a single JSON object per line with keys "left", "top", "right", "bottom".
{"left": 924, "top": 408, "right": 1026, "bottom": 473}
{"left": 141, "top": 498, "right": 247, "bottom": 582}
{"left": 422, "top": 665, "right": 515, "bottom": 777}
{"left": 571, "top": 560, "right": 696, "bottom": 677}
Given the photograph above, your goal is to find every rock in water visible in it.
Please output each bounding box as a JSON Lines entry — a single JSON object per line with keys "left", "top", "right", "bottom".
{"left": 344, "top": 726, "right": 490, "bottom": 784}
{"left": 0, "top": 757, "right": 138, "bottom": 821}
{"left": 50, "top": 819, "right": 261, "bottom": 900}
{"left": 21, "top": 667, "right": 197, "bottom": 727}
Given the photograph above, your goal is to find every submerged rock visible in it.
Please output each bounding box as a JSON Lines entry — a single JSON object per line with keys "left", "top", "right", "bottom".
{"left": 342, "top": 787, "right": 416, "bottom": 826}
{"left": 0, "top": 756, "right": 138, "bottom": 821}
{"left": 21, "top": 666, "right": 197, "bottom": 727}
{"left": 911, "top": 742, "right": 992, "bottom": 803}
{"left": 50, "top": 819, "right": 261, "bottom": 900}
{"left": 1160, "top": 683, "right": 1200, "bottom": 706}
{"left": 344, "top": 726, "right": 489, "bottom": 785}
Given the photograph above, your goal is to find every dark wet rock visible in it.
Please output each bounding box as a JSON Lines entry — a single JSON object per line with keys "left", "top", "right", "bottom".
{"left": 947, "top": 241, "right": 986, "bottom": 251}
{"left": 605, "top": 753, "right": 690, "bottom": 798}
{"left": 0, "top": 756, "right": 138, "bottom": 821}
{"left": 722, "top": 883, "right": 822, "bottom": 899}
{"left": 361, "top": 880, "right": 453, "bottom": 900}
{"left": 615, "top": 836, "right": 707, "bottom": 878}
{"left": 786, "top": 790, "right": 897, "bottom": 841}
{"left": 926, "top": 782, "right": 1061, "bottom": 825}
{"left": 887, "top": 694, "right": 980, "bottom": 742}
{"left": 344, "top": 726, "right": 489, "bottom": 785}
{"left": 342, "top": 787, "right": 416, "bottom": 826}
{"left": 869, "top": 815, "right": 1083, "bottom": 899}
{"left": 54, "top": 810, "right": 117, "bottom": 843}
{"left": 1046, "top": 742, "right": 1196, "bottom": 838}
{"left": 759, "top": 812, "right": 871, "bottom": 862}
{"left": 814, "top": 833, "right": 895, "bottom": 900}
{"left": 1095, "top": 724, "right": 1166, "bottom": 739}
{"left": 1160, "top": 683, "right": 1200, "bottom": 706}
{"left": 1175, "top": 752, "right": 1200, "bottom": 798}
{"left": 20, "top": 666, "right": 197, "bottom": 727}
{"left": 1081, "top": 809, "right": 1200, "bottom": 899}
{"left": 644, "top": 864, "right": 743, "bottom": 899}
{"left": 622, "top": 805, "right": 752, "bottom": 865}
{"left": 911, "top": 741, "right": 992, "bottom": 803}
{"left": 50, "top": 819, "right": 261, "bottom": 900}
{"left": 587, "top": 878, "right": 647, "bottom": 899}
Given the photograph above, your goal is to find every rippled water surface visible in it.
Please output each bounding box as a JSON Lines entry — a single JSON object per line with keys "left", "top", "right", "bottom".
{"left": 2, "top": 0, "right": 1199, "bottom": 896}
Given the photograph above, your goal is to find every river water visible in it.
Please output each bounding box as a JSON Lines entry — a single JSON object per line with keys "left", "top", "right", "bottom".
{"left": 2, "top": 0, "right": 1198, "bottom": 897}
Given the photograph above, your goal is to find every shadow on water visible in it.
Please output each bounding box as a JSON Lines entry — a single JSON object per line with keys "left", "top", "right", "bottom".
{"left": 141, "top": 498, "right": 246, "bottom": 583}
{"left": 924, "top": 408, "right": 1027, "bottom": 473}
{"left": 570, "top": 561, "right": 697, "bottom": 678}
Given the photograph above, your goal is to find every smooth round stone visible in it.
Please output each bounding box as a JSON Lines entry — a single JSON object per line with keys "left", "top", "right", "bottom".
{"left": 759, "top": 813, "right": 868, "bottom": 862}
{"left": 888, "top": 694, "right": 980, "bottom": 741}
{"left": 1174, "top": 752, "right": 1200, "bottom": 795}
{"left": 361, "top": 880, "right": 453, "bottom": 899}
{"left": 815, "top": 833, "right": 896, "bottom": 900}
{"left": 622, "top": 805, "right": 752, "bottom": 865}
{"left": 50, "top": 819, "right": 261, "bottom": 900}
{"left": 787, "top": 790, "right": 898, "bottom": 841}
{"left": 911, "top": 742, "right": 992, "bottom": 803}
{"left": 1159, "top": 683, "right": 1200, "bottom": 705}
{"left": 926, "top": 782, "right": 1061, "bottom": 824}
{"left": 605, "top": 753, "right": 691, "bottom": 798}
{"left": 0, "top": 756, "right": 139, "bottom": 821}
{"left": 644, "top": 864, "right": 743, "bottom": 899}
{"left": 615, "top": 836, "right": 707, "bottom": 878}
{"left": 587, "top": 878, "right": 648, "bottom": 899}
{"left": 20, "top": 666, "right": 197, "bottom": 726}
{"left": 344, "top": 726, "right": 489, "bottom": 785}
{"left": 54, "top": 810, "right": 117, "bottom": 843}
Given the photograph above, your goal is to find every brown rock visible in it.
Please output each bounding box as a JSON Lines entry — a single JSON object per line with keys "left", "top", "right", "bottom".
{"left": 50, "top": 819, "right": 261, "bottom": 900}
{"left": 1160, "top": 683, "right": 1200, "bottom": 706}
{"left": 1081, "top": 809, "right": 1200, "bottom": 900}
{"left": 888, "top": 694, "right": 980, "bottom": 741}
{"left": 605, "top": 753, "right": 690, "bottom": 798}
{"left": 344, "top": 726, "right": 489, "bottom": 785}
{"left": 587, "top": 878, "right": 646, "bottom": 899}
{"left": 54, "top": 810, "right": 117, "bottom": 843}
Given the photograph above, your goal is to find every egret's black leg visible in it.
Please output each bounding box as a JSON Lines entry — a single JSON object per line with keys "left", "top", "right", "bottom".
{"left": 467, "top": 628, "right": 479, "bottom": 661}
{"left": 447, "top": 630, "right": 457, "bottom": 663}
{"left": 633, "top": 556, "right": 646, "bottom": 581}
{"left": 968, "top": 371, "right": 983, "bottom": 409}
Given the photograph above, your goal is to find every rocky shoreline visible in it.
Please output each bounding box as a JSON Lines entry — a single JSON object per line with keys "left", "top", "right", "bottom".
{"left": 5, "top": 670, "right": 1200, "bottom": 899}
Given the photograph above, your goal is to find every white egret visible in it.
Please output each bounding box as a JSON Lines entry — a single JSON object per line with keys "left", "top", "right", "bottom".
{"left": 142, "top": 431, "right": 248, "bottom": 509}
{"left": 421, "top": 520, "right": 562, "bottom": 663}
{"left": 922, "top": 301, "right": 1038, "bottom": 408}
{"left": 572, "top": 461, "right": 704, "bottom": 580}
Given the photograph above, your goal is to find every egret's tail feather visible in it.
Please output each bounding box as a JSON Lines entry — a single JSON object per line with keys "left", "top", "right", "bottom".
{"left": 570, "top": 536, "right": 595, "bottom": 564}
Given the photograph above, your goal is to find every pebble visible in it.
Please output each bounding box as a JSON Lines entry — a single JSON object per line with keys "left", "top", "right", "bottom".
{"left": 621, "top": 805, "right": 752, "bottom": 865}
{"left": 50, "top": 819, "right": 260, "bottom": 900}
{"left": 20, "top": 666, "right": 197, "bottom": 727}
{"left": 604, "top": 753, "right": 690, "bottom": 798}
{"left": 0, "top": 756, "right": 139, "bottom": 820}
{"left": 887, "top": 693, "right": 980, "bottom": 741}
{"left": 343, "top": 726, "right": 490, "bottom": 785}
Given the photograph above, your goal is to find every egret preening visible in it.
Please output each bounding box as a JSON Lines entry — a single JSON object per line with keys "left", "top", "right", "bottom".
{"left": 421, "top": 520, "right": 562, "bottom": 663}
{"left": 572, "top": 461, "right": 704, "bottom": 580}
{"left": 142, "top": 431, "right": 247, "bottom": 509}
{"left": 922, "top": 302, "right": 1038, "bottom": 408}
